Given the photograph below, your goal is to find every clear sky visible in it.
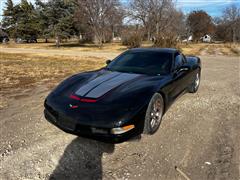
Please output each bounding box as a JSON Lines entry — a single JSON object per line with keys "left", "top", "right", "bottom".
{"left": 1, "top": 0, "right": 240, "bottom": 20}
{"left": 175, "top": 0, "right": 240, "bottom": 17}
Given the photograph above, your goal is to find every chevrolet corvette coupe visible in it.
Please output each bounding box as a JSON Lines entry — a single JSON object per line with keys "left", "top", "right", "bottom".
{"left": 44, "top": 48, "right": 201, "bottom": 143}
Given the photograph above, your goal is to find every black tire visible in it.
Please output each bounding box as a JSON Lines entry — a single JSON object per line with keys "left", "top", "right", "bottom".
{"left": 189, "top": 70, "right": 201, "bottom": 93}
{"left": 143, "top": 93, "right": 164, "bottom": 135}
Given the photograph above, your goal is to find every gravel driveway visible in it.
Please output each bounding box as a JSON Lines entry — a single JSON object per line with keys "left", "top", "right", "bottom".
{"left": 0, "top": 55, "right": 239, "bottom": 180}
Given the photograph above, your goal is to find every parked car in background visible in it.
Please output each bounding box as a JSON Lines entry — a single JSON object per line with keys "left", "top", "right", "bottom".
{"left": 0, "top": 29, "right": 9, "bottom": 43}
{"left": 0, "top": 36, "right": 9, "bottom": 43}
{"left": 16, "top": 36, "right": 37, "bottom": 43}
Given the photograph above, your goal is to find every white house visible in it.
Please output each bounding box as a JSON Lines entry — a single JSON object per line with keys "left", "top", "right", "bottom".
{"left": 201, "top": 35, "right": 211, "bottom": 43}
{"left": 182, "top": 35, "right": 193, "bottom": 43}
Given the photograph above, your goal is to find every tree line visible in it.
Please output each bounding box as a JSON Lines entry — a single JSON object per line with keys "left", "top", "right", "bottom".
{"left": 1, "top": 0, "right": 240, "bottom": 47}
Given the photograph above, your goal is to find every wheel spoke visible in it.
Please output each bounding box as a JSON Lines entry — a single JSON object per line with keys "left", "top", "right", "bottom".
{"left": 151, "top": 118, "right": 156, "bottom": 127}
{"left": 195, "top": 73, "right": 200, "bottom": 89}
{"left": 150, "top": 99, "right": 163, "bottom": 129}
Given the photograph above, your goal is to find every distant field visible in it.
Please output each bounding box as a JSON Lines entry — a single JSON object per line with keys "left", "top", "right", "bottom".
{"left": 0, "top": 52, "right": 105, "bottom": 109}
{"left": 0, "top": 41, "right": 128, "bottom": 52}
{"left": 180, "top": 43, "right": 240, "bottom": 56}
{"left": 1, "top": 41, "right": 239, "bottom": 55}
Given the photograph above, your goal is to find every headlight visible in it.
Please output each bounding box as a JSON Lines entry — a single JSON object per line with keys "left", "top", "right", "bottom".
{"left": 111, "top": 125, "right": 135, "bottom": 135}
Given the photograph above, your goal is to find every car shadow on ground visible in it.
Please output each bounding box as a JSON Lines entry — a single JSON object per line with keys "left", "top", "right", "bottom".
{"left": 49, "top": 137, "right": 115, "bottom": 180}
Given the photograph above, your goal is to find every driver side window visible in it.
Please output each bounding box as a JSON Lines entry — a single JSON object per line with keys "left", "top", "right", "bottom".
{"left": 174, "top": 53, "right": 184, "bottom": 70}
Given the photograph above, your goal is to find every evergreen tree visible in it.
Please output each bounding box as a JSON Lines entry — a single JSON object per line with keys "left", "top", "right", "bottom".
{"left": 17, "top": 0, "right": 40, "bottom": 41}
{"left": 2, "top": 0, "right": 40, "bottom": 40}
{"left": 2, "top": 0, "right": 17, "bottom": 38}
{"left": 44, "top": 0, "right": 75, "bottom": 47}
{"left": 35, "top": 0, "right": 49, "bottom": 42}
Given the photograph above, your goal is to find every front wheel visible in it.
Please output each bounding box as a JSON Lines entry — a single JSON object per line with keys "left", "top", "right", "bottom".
{"left": 143, "top": 93, "right": 164, "bottom": 135}
{"left": 189, "top": 70, "right": 201, "bottom": 93}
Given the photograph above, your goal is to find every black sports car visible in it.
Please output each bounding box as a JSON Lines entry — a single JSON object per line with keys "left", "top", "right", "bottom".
{"left": 44, "top": 48, "right": 201, "bottom": 143}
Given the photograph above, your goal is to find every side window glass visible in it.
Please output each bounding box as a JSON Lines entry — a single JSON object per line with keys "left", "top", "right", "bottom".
{"left": 181, "top": 54, "right": 187, "bottom": 63}
{"left": 175, "top": 54, "right": 183, "bottom": 69}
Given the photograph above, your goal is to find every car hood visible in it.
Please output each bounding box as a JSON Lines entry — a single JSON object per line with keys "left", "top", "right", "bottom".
{"left": 50, "top": 69, "right": 167, "bottom": 103}
{"left": 74, "top": 70, "right": 142, "bottom": 99}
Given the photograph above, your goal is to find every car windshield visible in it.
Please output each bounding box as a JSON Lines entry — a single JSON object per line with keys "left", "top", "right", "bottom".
{"left": 107, "top": 51, "right": 172, "bottom": 75}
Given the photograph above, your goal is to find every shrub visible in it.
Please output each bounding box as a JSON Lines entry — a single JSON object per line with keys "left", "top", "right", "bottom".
{"left": 122, "top": 32, "right": 142, "bottom": 49}
{"left": 153, "top": 34, "right": 178, "bottom": 48}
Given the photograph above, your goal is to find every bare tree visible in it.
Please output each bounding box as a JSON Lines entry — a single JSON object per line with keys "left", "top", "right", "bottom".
{"left": 223, "top": 5, "right": 240, "bottom": 42}
{"left": 129, "top": 0, "right": 153, "bottom": 40}
{"left": 129, "top": 0, "right": 178, "bottom": 40}
{"left": 75, "top": 0, "right": 123, "bottom": 47}
{"left": 108, "top": 6, "right": 125, "bottom": 42}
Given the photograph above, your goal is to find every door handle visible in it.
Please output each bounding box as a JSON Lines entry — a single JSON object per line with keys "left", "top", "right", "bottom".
{"left": 179, "top": 67, "right": 189, "bottom": 72}
{"left": 173, "top": 67, "right": 189, "bottom": 77}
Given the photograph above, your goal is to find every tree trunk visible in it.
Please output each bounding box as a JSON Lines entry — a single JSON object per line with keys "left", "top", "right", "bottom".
{"left": 56, "top": 36, "right": 60, "bottom": 48}
{"left": 156, "top": 22, "right": 160, "bottom": 36}
{"left": 232, "top": 28, "right": 236, "bottom": 43}
{"left": 112, "top": 32, "right": 115, "bottom": 42}
{"left": 98, "top": 37, "right": 103, "bottom": 48}
{"left": 103, "top": 35, "right": 106, "bottom": 43}
{"left": 45, "top": 38, "right": 48, "bottom": 43}
{"left": 112, "top": 26, "right": 114, "bottom": 42}
{"left": 78, "top": 34, "right": 82, "bottom": 43}
{"left": 147, "top": 30, "right": 151, "bottom": 41}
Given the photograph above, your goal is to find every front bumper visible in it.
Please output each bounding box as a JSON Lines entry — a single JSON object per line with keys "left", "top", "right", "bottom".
{"left": 44, "top": 108, "right": 141, "bottom": 143}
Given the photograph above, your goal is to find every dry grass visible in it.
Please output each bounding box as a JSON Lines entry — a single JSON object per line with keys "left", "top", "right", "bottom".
{"left": 178, "top": 43, "right": 207, "bottom": 55}
{"left": 1, "top": 41, "right": 239, "bottom": 55}
{"left": 179, "top": 43, "right": 240, "bottom": 56}
{"left": 203, "top": 43, "right": 240, "bottom": 56}
{"left": 0, "top": 41, "right": 128, "bottom": 52}
{"left": 224, "top": 43, "right": 240, "bottom": 55}
{"left": 0, "top": 52, "right": 105, "bottom": 109}
{"left": 0, "top": 41, "right": 205, "bottom": 55}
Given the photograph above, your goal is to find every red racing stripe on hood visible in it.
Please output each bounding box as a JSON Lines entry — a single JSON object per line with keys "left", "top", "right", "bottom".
{"left": 69, "top": 94, "right": 97, "bottom": 103}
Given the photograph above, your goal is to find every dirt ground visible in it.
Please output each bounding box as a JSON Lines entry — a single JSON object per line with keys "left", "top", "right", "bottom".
{"left": 0, "top": 44, "right": 239, "bottom": 180}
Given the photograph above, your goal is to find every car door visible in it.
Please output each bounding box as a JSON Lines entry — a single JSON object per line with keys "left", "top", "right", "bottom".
{"left": 171, "top": 52, "right": 189, "bottom": 99}
{"left": 181, "top": 54, "right": 195, "bottom": 87}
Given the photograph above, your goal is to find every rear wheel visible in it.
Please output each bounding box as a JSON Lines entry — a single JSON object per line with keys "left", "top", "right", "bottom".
{"left": 143, "top": 93, "right": 164, "bottom": 135}
{"left": 189, "top": 70, "right": 201, "bottom": 93}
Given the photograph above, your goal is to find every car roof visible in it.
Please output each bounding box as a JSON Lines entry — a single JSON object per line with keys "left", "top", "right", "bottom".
{"left": 127, "top": 48, "right": 178, "bottom": 54}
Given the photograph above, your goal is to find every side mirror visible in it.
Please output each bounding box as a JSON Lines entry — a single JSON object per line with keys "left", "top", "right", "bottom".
{"left": 106, "top": 60, "right": 112, "bottom": 65}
